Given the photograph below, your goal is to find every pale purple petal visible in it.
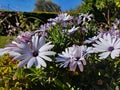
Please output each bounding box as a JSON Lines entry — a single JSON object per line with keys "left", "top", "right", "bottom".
{"left": 38, "top": 36, "right": 45, "bottom": 49}
{"left": 39, "top": 42, "right": 52, "bottom": 51}
{"left": 39, "top": 51, "right": 56, "bottom": 56}
{"left": 34, "top": 34, "right": 39, "bottom": 50}
{"left": 80, "top": 58, "right": 86, "bottom": 65}
{"left": 18, "top": 59, "right": 29, "bottom": 68}
{"left": 27, "top": 57, "right": 36, "bottom": 68}
{"left": 69, "top": 61, "right": 77, "bottom": 71}
{"left": 62, "top": 60, "right": 70, "bottom": 68}
{"left": 99, "top": 52, "right": 110, "bottom": 59}
{"left": 111, "top": 50, "right": 120, "bottom": 59}
{"left": 36, "top": 56, "right": 47, "bottom": 67}
{"left": 39, "top": 44, "right": 54, "bottom": 52}
{"left": 13, "top": 54, "right": 31, "bottom": 60}
{"left": 77, "top": 61, "right": 84, "bottom": 72}
{"left": 40, "top": 55, "right": 52, "bottom": 61}
{"left": 56, "top": 57, "right": 69, "bottom": 62}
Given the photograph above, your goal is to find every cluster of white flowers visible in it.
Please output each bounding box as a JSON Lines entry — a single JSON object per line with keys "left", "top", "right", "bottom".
{"left": 0, "top": 13, "right": 120, "bottom": 72}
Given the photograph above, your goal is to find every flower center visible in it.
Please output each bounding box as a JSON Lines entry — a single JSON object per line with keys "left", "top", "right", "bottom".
{"left": 85, "top": 18, "right": 88, "bottom": 22}
{"left": 108, "top": 46, "right": 114, "bottom": 51}
{"left": 76, "top": 57, "right": 80, "bottom": 61}
{"left": 32, "top": 51, "right": 38, "bottom": 57}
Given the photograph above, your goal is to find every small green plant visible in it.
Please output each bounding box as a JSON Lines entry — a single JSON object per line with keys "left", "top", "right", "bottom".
{"left": 0, "top": 36, "right": 14, "bottom": 48}
{"left": 0, "top": 54, "right": 29, "bottom": 90}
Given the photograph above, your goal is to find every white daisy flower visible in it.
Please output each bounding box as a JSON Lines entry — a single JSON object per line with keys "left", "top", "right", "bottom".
{"left": 56, "top": 45, "right": 89, "bottom": 72}
{"left": 48, "top": 13, "right": 73, "bottom": 23}
{"left": 6, "top": 34, "right": 56, "bottom": 68}
{"left": 77, "top": 13, "right": 93, "bottom": 25}
{"left": 93, "top": 34, "right": 120, "bottom": 59}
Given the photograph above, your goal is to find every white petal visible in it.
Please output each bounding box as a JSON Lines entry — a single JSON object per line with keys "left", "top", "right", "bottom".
{"left": 60, "top": 52, "right": 70, "bottom": 58}
{"left": 13, "top": 54, "right": 31, "bottom": 60}
{"left": 69, "top": 61, "right": 77, "bottom": 71}
{"left": 36, "top": 56, "right": 47, "bottom": 67}
{"left": 77, "top": 61, "right": 84, "bottom": 72}
{"left": 94, "top": 47, "right": 107, "bottom": 52}
{"left": 68, "top": 26, "right": 79, "bottom": 34}
{"left": 84, "top": 40, "right": 92, "bottom": 44}
{"left": 8, "top": 51, "right": 20, "bottom": 56}
{"left": 12, "top": 41, "right": 22, "bottom": 48}
{"left": 39, "top": 42, "right": 52, "bottom": 51}
{"left": 14, "top": 49, "right": 27, "bottom": 54}
{"left": 114, "top": 39, "right": 120, "bottom": 48}
{"left": 111, "top": 37, "right": 116, "bottom": 45}
{"left": 62, "top": 60, "right": 70, "bottom": 68}
{"left": 32, "top": 35, "right": 36, "bottom": 50}
{"left": 21, "top": 42, "right": 30, "bottom": 50}
{"left": 95, "top": 40, "right": 102, "bottom": 45}
{"left": 40, "top": 55, "right": 52, "bottom": 61}
{"left": 111, "top": 50, "right": 120, "bottom": 59}
{"left": 106, "top": 34, "right": 112, "bottom": 45}
{"left": 0, "top": 49, "right": 19, "bottom": 56}
{"left": 99, "top": 52, "right": 110, "bottom": 59}
{"left": 99, "top": 38, "right": 110, "bottom": 46}
{"left": 39, "top": 45, "right": 54, "bottom": 52}
{"left": 86, "top": 47, "right": 94, "bottom": 53}
{"left": 27, "top": 57, "right": 36, "bottom": 68}
{"left": 39, "top": 51, "right": 56, "bottom": 56}
{"left": 80, "top": 58, "right": 86, "bottom": 65}
{"left": 38, "top": 36, "right": 45, "bottom": 49}
{"left": 56, "top": 57, "right": 68, "bottom": 62}
{"left": 18, "top": 59, "right": 29, "bottom": 68}
{"left": 34, "top": 34, "right": 39, "bottom": 50}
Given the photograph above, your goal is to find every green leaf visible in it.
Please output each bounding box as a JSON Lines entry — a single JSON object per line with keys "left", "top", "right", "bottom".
{"left": 115, "top": 86, "right": 119, "bottom": 90}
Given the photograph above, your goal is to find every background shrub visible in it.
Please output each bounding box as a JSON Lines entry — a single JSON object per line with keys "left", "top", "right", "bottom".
{"left": 0, "top": 11, "right": 57, "bottom": 36}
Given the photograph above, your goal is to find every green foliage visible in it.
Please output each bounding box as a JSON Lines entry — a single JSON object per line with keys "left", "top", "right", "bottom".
{"left": 76, "top": 0, "right": 93, "bottom": 13}
{"left": 47, "top": 24, "right": 70, "bottom": 53}
{"left": 0, "top": 36, "right": 14, "bottom": 48}
{"left": 0, "top": 1, "right": 120, "bottom": 89}
{"left": 0, "top": 54, "right": 36, "bottom": 90}
{"left": 0, "top": 11, "right": 57, "bottom": 35}
{"left": 0, "top": 54, "right": 21, "bottom": 89}
{"left": 92, "top": 0, "right": 120, "bottom": 24}
{"left": 72, "top": 0, "right": 120, "bottom": 24}
{"left": 33, "top": 0, "right": 61, "bottom": 12}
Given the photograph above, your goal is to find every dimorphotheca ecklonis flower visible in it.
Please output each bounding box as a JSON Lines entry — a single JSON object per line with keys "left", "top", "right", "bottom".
{"left": 48, "top": 13, "right": 73, "bottom": 23}
{"left": 56, "top": 45, "right": 90, "bottom": 72}
{"left": 2, "top": 33, "right": 56, "bottom": 68}
{"left": 93, "top": 33, "right": 120, "bottom": 59}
